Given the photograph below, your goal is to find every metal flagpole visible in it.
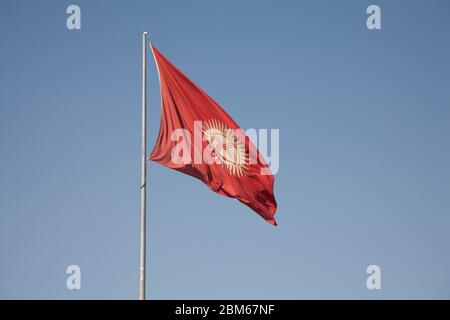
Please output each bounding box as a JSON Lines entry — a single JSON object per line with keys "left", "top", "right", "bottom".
{"left": 139, "top": 31, "right": 147, "bottom": 300}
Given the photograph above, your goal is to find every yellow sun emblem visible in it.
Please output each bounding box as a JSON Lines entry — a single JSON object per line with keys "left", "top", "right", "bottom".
{"left": 202, "top": 119, "right": 248, "bottom": 177}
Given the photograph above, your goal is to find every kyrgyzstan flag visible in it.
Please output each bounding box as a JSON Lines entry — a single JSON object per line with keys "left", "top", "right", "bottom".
{"left": 149, "top": 44, "right": 277, "bottom": 225}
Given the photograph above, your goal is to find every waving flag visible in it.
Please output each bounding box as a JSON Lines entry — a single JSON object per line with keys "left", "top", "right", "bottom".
{"left": 149, "top": 44, "right": 277, "bottom": 225}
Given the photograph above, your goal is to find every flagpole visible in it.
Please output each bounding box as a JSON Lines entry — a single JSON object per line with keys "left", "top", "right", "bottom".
{"left": 139, "top": 31, "right": 147, "bottom": 300}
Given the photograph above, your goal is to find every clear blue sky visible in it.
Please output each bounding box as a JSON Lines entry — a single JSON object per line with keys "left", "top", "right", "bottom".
{"left": 1, "top": 0, "right": 449, "bottom": 299}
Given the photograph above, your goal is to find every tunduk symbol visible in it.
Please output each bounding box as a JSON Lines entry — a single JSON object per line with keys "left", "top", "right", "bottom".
{"left": 203, "top": 119, "right": 249, "bottom": 177}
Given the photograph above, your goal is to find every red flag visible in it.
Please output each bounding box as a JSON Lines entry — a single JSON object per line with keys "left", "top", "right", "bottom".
{"left": 149, "top": 44, "right": 277, "bottom": 225}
